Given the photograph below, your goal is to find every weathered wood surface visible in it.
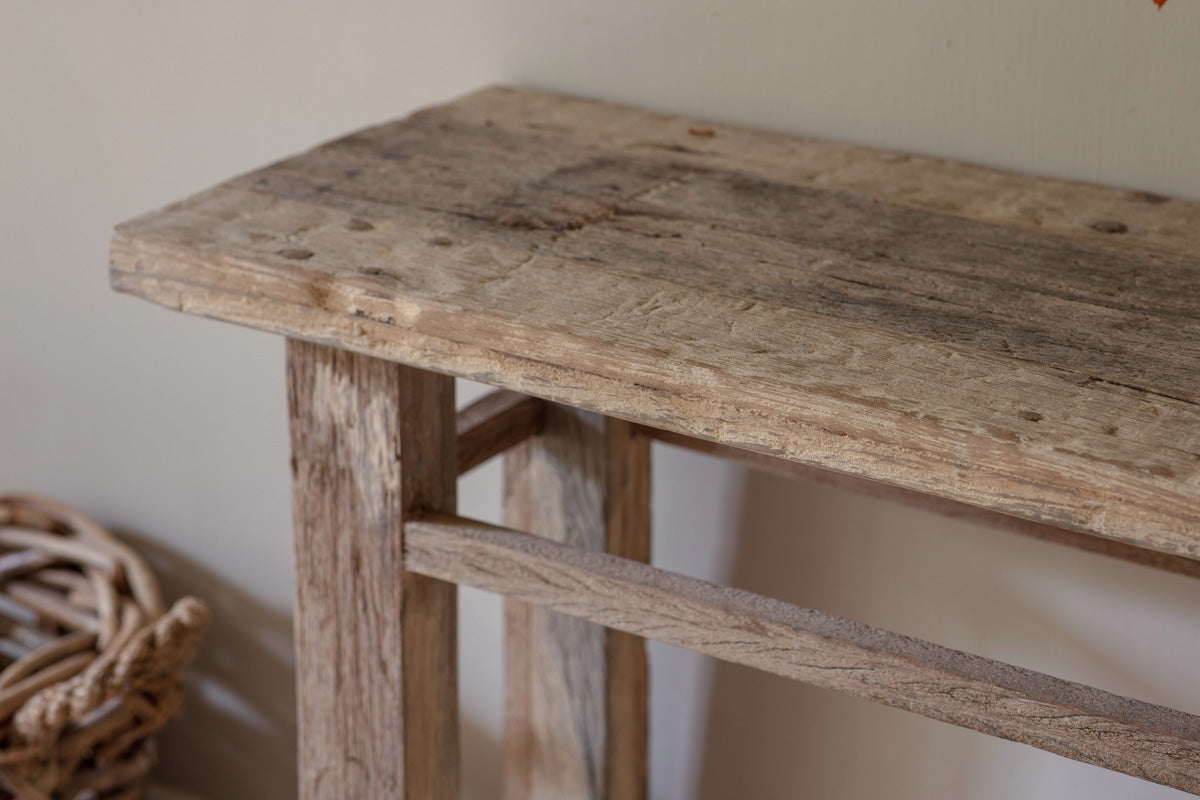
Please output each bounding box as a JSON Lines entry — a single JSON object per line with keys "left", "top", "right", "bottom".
{"left": 406, "top": 513, "right": 1200, "bottom": 795}
{"left": 112, "top": 86, "right": 1200, "bottom": 558}
{"left": 287, "top": 340, "right": 458, "bottom": 799}
{"left": 456, "top": 389, "right": 545, "bottom": 475}
{"left": 503, "top": 406, "right": 649, "bottom": 800}
{"left": 642, "top": 426, "right": 1200, "bottom": 579}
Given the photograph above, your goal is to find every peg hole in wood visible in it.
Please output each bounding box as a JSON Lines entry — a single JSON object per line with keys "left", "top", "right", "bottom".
{"left": 1090, "top": 220, "right": 1128, "bottom": 234}
{"left": 278, "top": 247, "right": 314, "bottom": 261}
{"left": 1127, "top": 191, "right": 1168, "bottom": 205}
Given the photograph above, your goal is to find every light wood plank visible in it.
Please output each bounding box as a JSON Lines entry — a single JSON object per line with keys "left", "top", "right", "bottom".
{"left": 641, "top": 426, "right": 1200, "bottom": 579}
{"left": 604, "top": 419, "right": 651, "bottom": 800}
{"left": 457, "top": 389, "right": 545, "bottom": 475}
{"left": 287, "top": 340, "right": 457, "bottom": 799}
{"left": 405, "top": 513, "right": 1200, "bottom": 796}
{"left": 502, "top": 441, "right": 535, "bottom": 800}
{"left": 111, "top": 85, "right": 1200, "bottom": 559}
{"left": 502, "top": 406, "right": 649, "bottom": 800}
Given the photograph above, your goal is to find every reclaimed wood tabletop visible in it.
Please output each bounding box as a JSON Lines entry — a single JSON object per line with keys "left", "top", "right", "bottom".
{"left": 111, "top": 86, "right": 1200, "bottom": 560}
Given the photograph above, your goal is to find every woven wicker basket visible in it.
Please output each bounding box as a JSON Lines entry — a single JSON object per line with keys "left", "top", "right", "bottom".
{"left": 0, "top": 494, "right": 208, "bottom": 800}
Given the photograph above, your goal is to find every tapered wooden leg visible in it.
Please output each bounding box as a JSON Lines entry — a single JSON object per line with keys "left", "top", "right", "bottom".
{"left": 287, "top": 339, "right": 458, "bottom": 800}
{"left": 503, "top": 405, "right": 650, "bottom": 800}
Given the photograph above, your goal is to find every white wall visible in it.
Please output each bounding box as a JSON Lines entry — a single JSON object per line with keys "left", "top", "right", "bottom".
{"left": 2, "top": 2, "right": 1198, "bottom": 797}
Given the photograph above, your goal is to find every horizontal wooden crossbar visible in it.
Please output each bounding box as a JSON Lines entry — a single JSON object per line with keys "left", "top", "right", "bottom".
{"left": 406, "top": 513, "right": 1200, "bottom": 794}
{"left": 455, "top": 390, "right": 545, "bottom": 476}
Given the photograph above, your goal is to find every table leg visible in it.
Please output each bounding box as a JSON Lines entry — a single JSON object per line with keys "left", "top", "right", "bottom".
{"left": 503, "top": 405, "right": 650, "bottom": 800}
{"left": 287, "top": 340, "right": 458, "bottom": 799}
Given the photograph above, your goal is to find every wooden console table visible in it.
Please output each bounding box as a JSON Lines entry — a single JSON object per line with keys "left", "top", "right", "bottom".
{"left": 110, "top": 87, "right": 1200, "bottom": 797}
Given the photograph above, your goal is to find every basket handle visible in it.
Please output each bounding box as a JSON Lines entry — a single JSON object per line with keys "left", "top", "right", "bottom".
{"left": 12, "top": 597, "right": 209, "bottom": 746}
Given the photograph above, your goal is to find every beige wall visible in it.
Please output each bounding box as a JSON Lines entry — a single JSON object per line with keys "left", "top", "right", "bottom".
{"left": 2, "top": 2, "right": 1198, "bottom": 797}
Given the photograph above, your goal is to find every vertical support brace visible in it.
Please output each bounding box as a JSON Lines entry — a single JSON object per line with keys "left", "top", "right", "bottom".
{"left": 504, "top": 405, "right": 651, "bottom": 800}
{"left": 287, "top": 339, "right": 458, "bottom": 799}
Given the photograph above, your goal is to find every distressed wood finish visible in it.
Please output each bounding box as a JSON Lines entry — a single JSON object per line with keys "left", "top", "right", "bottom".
{"left": 457, "top": 389, "right": 546, "bottom": 475}
{"left": 503, "top": 406, "right": 649, "bottom": 800}
{"left": 406, "top": 513, "right": 1200, "bottom": 795}
{"left": 111, "top": 86, "right": 1200, "bottom": 559}
{"left": 642, "top": 426, "right": 1200, "bottom": 579}
{"left": 287, "top": 339, "right": 458, "bottom": 800}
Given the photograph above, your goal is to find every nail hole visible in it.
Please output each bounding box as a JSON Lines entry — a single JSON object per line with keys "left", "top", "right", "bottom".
{"left": 347, "top": 219, "right": 375, "bottom": 232}
{"left": 359, "top": 266, "right": 385, "bottom": 276}
{"left": 1090, "top": 220, "right": 1128, "bottom": 234}
{"left": 1019, "top": 411, "right": 1043, "bottom": 422}
{"left": 278, "top": 248, "right": 314, "bottom": 260}
{"left": 1127, "top": 191, "right": 1168, "bottom": 205}
{"left": 428, "top": 236, "right": 453, "bottom": 247}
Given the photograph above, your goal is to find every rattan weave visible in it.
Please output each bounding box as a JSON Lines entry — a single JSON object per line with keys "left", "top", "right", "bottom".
{"left": 0, "top": 495, "right": 208, "bottom": 800}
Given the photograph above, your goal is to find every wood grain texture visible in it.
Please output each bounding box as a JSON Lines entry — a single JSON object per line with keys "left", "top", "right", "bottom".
{"left": 641, "top": 426, "right": 1200, "bottom": 579}
{"left": 456, "top": 389, "right": 545, "bottom": 475}
{"left": 111, "top": 86, "right": 1200, "bottom": 558}
{"left": 406, "top": 513, "right": 1200, "bottom": 796}
{"left": 604, "top": 419, "right": 650, "bottom": 800}
{"left": 502, "top": 441, "right": 535, "bottom": 800}
{"left": 502, "top": 405, "right": 649, "bottom": 800}
{"left": 287, "top": 339, "right": 457, "bottom": 799}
